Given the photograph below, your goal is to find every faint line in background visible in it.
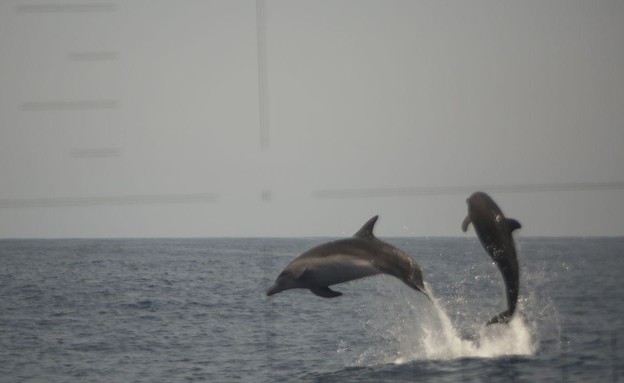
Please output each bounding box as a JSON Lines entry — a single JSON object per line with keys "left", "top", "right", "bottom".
{"left": 20, "top": 100, "right": 119, "bottom": 111}
{"left": 16, "top": 3, "right": 116, "bottom": 13}
{"left": 256, "top": 0, "right": 270, "bottom": 150}
{"left": 0, "top": 193, "right": 218, "bottom": 208}
{"left": 68, "top": 51, "right": 118, "bottom": 62}
{"left": 71, "top": 148, "right": 121, "bottom": 158}
{"left": 313, "top": 182, "right": 624, "bottom": 199}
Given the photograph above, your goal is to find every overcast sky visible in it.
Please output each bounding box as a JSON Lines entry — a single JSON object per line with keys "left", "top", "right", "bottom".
{"left": 0, "top": 0, "right": 623, "bottom": 238}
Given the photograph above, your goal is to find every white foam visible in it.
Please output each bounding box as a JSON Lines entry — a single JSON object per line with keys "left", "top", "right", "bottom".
{"left": 391, "top": 294, "right": 537, "bottom": 363}
{"left": 346, "top": 286, "right": 538, "bottom": 366}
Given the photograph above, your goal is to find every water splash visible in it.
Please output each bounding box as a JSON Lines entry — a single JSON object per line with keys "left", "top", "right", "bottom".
{"left": 346, "top": 285, "right": 537, "bottom": 366}
{"left": 409, "top": 294, "right": 536, "bottom": 361}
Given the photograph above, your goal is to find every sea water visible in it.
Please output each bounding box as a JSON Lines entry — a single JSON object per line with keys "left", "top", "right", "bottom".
{"left": 1, "top": 237, "right": 622, "bottom": 382}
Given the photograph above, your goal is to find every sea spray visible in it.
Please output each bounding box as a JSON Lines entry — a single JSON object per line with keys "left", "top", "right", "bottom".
{"left": 476, "top": 315, "right": 536, "bottom": 357}
{"left": 350, "top": 283, "right": 537, "bottom": 366}
{"left": 417, "top": 294, "right": 474, "bottom": 360}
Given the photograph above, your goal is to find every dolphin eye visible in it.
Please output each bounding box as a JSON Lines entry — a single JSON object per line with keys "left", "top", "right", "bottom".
{"left": 495, "top": 214, "right": 503, "bottom": 223}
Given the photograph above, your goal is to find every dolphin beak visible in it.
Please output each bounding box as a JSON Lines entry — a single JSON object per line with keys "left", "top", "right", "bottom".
{"left": 266, "top": 283, "right": 280, "bottom": 296}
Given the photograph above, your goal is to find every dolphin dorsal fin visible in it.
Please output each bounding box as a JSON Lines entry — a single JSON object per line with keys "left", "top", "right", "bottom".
{"left": 354, "top": 215, "right": 379, "bottom": 239}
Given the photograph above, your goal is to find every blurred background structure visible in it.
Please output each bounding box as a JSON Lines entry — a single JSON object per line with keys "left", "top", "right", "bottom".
{"left": 1, "top": 1, "right": 623, "bottom": 237}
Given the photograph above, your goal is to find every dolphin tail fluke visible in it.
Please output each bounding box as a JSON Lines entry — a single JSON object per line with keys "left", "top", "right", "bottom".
{"left": 486, "top": 309, "right": 514, "bottom": 325}
{"left": 401, "top": 276, "right": 432, "bottom": 301}
{"left": 419, "top": 281, "right": 435, "bottom": 302}
{"left": 421, "top": 289, "right": 433, "bottom": 302}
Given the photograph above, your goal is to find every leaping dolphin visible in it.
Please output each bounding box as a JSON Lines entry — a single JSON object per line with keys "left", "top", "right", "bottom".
{"left": 266, "top": 216, "right": 430, "bottom": 300}
{"left": 462, "top": 191, "right": 522, "bottom": 325}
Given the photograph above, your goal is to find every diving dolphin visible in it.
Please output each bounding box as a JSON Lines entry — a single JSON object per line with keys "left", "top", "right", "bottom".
{"left": 462, "top": 191, "right": 522, "bottom": 325}
{"left": 266, "top": 216, "right": 430, "bottom": 300}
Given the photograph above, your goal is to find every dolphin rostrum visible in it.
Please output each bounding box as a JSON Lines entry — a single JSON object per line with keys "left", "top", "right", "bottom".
{"left": 266, "top": 216, "right": 430, "bottom": 300}
{"left": 462, "top": 191, "right": 522, "bottom": 325}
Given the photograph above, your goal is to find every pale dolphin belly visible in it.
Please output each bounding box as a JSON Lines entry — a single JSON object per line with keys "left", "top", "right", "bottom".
{"left": 304, "top": 254, "right": 381, "bottom": 287}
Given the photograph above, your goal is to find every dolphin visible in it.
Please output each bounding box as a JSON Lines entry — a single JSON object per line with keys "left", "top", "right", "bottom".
{"left": 462, "top": 191, "right": 522, "bottom": 325}
{"left": 266, "top": 216, "right": 430, "bottom": 300}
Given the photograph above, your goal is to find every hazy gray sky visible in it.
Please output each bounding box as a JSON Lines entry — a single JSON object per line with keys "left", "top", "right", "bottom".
{"left": 1, "top": 0, "right": 623, "bottom": 238}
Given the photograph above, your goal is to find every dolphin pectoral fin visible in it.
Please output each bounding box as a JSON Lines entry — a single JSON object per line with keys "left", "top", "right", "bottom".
{"left": 507, "top": 218, "right": 522, "bottom": 232}
{"left": 310, "top": 286, "right": 342, "bottom": 298}
{"left": 486, "top": 310, "right": 514, "bottom": 326}
{"left": 461, "top": 215, "right": 472, "bottom": 232}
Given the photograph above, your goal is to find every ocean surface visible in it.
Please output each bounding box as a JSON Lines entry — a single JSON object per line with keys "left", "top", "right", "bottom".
{"left": 1, "top": 237, "right": 623, "bottom": 382}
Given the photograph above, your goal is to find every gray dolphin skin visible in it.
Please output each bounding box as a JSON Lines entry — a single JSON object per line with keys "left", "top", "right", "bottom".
{"left": 266, "top": 216, "right": 430, "bottom": 300}
{"left": 462, "top": 191, "right": 522, "bottom": 325}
